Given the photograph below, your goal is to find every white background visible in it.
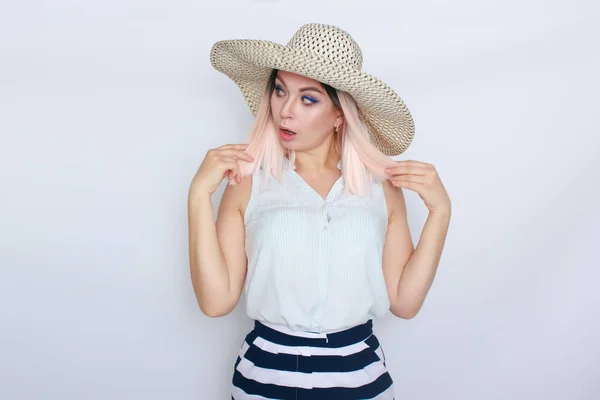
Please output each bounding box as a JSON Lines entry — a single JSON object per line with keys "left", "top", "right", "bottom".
{"left": 1, "top": 1, "right": 599, "bottom": 399}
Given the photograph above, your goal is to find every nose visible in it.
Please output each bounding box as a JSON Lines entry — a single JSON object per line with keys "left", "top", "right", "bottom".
{"left": 279, "top": 97, "right": 294, "bottom": 120}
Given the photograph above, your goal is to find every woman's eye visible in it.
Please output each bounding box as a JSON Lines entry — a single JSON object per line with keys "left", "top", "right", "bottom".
{"left": 302, "top": 97, "right": 317, "bottom": 105}
{"left": 274, "top": 85, "right": 317, "bottom": 105}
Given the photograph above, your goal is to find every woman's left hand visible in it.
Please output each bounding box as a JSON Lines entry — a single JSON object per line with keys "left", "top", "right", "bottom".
{"left": 385, "top": 160, "right": 451, "bottom": 215}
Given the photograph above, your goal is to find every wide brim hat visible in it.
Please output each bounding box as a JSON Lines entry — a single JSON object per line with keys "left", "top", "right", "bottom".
{"left": 209, "top": 23, "right": 415, "bottom": 156}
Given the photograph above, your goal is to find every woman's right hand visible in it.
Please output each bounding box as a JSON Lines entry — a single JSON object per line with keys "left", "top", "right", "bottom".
{"left": 189, "top": 143, "right": 255, "bottom": 197}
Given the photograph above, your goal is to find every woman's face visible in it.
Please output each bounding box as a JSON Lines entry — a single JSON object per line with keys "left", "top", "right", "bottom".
{"left": 270, "top": 70, "right": 343, "bottom": 152}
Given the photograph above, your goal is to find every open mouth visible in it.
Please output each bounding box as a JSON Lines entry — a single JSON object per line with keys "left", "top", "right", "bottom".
{"left": 279, "top": 127, "right": 297, "bottom": 141}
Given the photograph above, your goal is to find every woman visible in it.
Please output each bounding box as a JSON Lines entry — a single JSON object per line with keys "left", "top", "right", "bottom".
{"left": 188, "top": 23, "right": 451, "bottom": 400}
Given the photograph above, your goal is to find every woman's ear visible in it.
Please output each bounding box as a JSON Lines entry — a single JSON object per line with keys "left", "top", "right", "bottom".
{"left": 335, "top": 113, "right": 344, "bottom": 130}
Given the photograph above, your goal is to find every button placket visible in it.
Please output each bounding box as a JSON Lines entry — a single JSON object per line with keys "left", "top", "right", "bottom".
{"left": 314, "top": 202, "right": 331, "bottom": 330}
{"left": 322, "top": 202, "right": 331, "bottom": 231}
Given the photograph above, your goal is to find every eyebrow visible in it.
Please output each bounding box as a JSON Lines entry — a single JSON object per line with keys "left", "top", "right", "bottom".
{"left": 276, "top": 75, "right": 324, "bottom": 95}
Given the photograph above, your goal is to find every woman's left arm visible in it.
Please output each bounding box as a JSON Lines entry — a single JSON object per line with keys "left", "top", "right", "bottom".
{"left": 382, "top": 160, "right": 451, "bottom": 319}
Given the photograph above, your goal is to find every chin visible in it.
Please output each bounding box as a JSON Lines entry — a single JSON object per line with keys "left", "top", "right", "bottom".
{"left": 279, "top": 141, "right": 298, "bottom": 151}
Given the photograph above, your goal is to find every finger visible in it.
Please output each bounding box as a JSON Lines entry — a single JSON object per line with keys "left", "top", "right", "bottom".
{"left": 392, "top": 160, "right": 431, "bottom": 168}
{"left": 218, "top": 149, "right": 255, "bottom": 162}
{"left": 385, "top": 165, "right": 428, "bottom": 176}
{"left": 390, "top": 175, "right": 426, "bottom": 184}
{"left": 220, "top": 157, "right": 242, "bottom": 180}
{"left": 390, "top": 180, "right": 421, "bottom": 190}
{"left": 231, "top": 163, "right": 241, "bottom": 183}
{"left": 219, "top": 158, "right": 240, "bottom": 173}
{"left": 220, "top": 143, "right": 249, "bottom": 150}
{"left": 228, "top": 166, "right": 242, "bottom": 184}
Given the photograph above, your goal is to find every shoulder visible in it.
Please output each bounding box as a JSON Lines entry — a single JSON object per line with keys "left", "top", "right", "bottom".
{"left": 381, "top": 179, "right": 408, "bottom": 222}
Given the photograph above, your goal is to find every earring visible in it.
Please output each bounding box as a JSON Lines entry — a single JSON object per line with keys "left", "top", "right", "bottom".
{"left": 334, "top": 125, "right": 339, "bottom": 133}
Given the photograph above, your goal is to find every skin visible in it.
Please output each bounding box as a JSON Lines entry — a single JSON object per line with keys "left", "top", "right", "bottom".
{"left": 271, "top": 70, "right": 345, "bottom": 197}
{"left": 191, "top": 70, "right": 451, "bottom": 319}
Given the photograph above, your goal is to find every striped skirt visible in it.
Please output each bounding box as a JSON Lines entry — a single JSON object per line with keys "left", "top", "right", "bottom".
{"left": 231, "top": 319, "right": 395, "bottom": 399}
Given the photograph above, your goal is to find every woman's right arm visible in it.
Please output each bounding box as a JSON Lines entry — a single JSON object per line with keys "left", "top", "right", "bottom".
{"left": 187, "top": 144, "right": 254, "bottom": 317}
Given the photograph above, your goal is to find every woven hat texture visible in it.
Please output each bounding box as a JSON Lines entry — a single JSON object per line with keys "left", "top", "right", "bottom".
{"left": 210, "top": 23, "right": 414, "bottom": 156}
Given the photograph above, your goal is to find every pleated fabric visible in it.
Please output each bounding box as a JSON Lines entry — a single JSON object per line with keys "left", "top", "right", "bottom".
{"left": 231, "top": 319, "right": 395, "bottom": 400}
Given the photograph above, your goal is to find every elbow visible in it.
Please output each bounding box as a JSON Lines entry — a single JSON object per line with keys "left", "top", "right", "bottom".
{"left": 390, "top": 303, "right": 421, "bottom": 320}
{"left": 202, "top": 309, "right": 228, "bottom": 318}
{"left": 191, "top": 279, "right": 238, "bottom": 318}
{"left": 394, "top": 309, "right": 419, "bottom": 320}
{"left": 401, "top": 310, "right": 419, "bottom": 319}
{"left": 196, "top": 294, "right": 237, "bottom": 318}
{"left": 199, "top": 302, "right": 234, "bottom": 318}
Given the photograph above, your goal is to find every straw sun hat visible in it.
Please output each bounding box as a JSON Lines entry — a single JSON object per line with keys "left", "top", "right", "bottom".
{"left": 209, "top": 23, "right": 415, "bottom": 156}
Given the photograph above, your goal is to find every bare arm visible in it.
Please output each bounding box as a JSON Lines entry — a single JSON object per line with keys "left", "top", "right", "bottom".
{"left": 382, "top": 179, "right": 450, "bottom": 319}
{"left": 381, "top": 180, "right": 415, "bottom": 318}
{"left": 188, "top": 174, "right": 252, "bottom": 317}
{"left": 394, "top": 210, "right": 449, "bottom": 318}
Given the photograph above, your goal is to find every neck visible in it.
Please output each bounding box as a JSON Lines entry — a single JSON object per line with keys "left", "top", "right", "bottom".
{"left": 287, "top": 146, "right": 340, "bottom": 174}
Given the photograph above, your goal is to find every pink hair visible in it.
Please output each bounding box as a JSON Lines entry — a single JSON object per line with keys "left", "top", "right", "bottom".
{"left": 232, "top": 85, "right": 399, "bottom": 197}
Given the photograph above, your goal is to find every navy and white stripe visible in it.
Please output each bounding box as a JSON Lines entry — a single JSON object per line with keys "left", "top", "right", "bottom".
{"left": 243, "top": 158, "right": 391, "bottom": 334}
{"left": 231, "top": 319, "right": 395, "bottom": 399}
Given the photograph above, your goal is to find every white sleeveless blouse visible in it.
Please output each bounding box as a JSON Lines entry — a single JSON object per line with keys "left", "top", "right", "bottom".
{"left": 243, "top": 158, "right": 391, "bottom": 334}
